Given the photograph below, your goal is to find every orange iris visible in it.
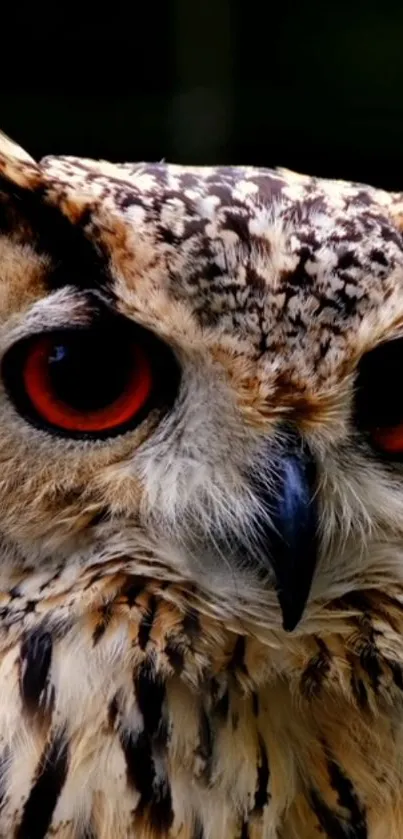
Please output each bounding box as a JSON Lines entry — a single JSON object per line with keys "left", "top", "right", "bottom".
{"left": 22, "top": 335, "right": 153, "bottom": 433}
{"left": 370, "top": 424, "right": 403, "bottom": 455}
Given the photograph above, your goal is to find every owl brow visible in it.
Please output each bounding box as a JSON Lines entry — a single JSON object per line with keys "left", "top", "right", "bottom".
{"left": 0, "top": 173, "right": 111, "bottom": 295}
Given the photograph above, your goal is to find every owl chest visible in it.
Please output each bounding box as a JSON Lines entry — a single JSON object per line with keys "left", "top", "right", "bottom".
{"left": 1, "top": 585, "right": 403, "bottom": 839}
{"left": 0, "top": 635, "right": 401, "bottom": 839}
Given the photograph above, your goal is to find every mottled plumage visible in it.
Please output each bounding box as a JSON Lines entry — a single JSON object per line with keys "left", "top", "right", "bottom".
{"left": 0, "top": 133, "right": 402, "bottom": 837}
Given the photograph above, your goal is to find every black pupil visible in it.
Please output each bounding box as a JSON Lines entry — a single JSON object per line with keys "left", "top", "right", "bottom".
{"left": 47, "top": 332, "right": 133, "bottom": 412}
{"left": 355, "top": 339, "right": 403, "bottom": 430}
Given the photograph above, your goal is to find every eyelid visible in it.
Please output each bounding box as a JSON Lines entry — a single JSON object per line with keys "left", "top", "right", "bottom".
{"left": 2, "top": 288, "right": 97, "bottom": 355}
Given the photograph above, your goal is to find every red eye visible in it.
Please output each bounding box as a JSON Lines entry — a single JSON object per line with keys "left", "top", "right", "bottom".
{"left": 354, "top": 338, "right": 403, "bottom": 457}
{"left": 368, "top": 425, "right": 403, "bottom": 455}
{"left": 3, "top": 321, "right": 179, "bottom": 438}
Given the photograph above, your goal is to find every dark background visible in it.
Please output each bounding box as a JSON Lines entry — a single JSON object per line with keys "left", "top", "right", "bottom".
{"left": 2, "top": 1, "right": 403, "bottom": 190}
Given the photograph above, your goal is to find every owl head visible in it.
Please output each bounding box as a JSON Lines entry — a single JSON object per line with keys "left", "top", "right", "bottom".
{"left": 0, "top": 132, "right": 403, "bottom": 640}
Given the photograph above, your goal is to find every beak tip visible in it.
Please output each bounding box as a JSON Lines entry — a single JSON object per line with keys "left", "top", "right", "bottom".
{"left": 278, "top": 593, "right": 305, "bottom": 632}
{"left": 282, "top": 617, "right": 298, "bottom": 633}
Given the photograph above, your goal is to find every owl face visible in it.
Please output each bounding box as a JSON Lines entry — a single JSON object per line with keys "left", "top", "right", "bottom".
{"left": 1, "top": 135, "right": 403, "bottom": 638}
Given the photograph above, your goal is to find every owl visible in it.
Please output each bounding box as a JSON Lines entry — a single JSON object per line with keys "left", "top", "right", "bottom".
{"left": 0, "top": 130, "right": 403, "bottom": 839}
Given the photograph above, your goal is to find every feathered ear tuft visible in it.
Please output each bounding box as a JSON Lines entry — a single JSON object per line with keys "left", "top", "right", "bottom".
{"left": 388, "top": 192, "right": 403, "bottom": 233}
{"left": 275, "top": 166, "right": 311, "bottom": 182}
{"left": 0, "top": 130, "right": 41, "bottom": 191}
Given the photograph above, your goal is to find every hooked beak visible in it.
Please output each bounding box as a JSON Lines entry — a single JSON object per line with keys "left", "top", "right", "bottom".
{"left": 253, "top": 435, "right": 318, "bottom": 632}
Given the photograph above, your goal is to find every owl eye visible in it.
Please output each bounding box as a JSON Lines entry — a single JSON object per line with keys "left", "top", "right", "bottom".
{"left": 2, "top": 321, "right": 179, "bottom": 438}
{"left": 354, "top": 338, "right": 403, "bottom": 456}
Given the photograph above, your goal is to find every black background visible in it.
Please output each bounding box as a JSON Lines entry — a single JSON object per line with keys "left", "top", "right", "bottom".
{"left": 2, "top": 1, "right": 403, "bottom": 190}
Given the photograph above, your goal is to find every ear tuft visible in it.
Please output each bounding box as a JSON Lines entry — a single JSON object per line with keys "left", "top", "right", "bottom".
{"left": 388, "top": 193, "right": 403, "bottom": 233}
{"left": 0, "top": 130, "right": 41, "bottom": 191}
{"left": 276, "top": 166, "right": 311, "bottom": 182}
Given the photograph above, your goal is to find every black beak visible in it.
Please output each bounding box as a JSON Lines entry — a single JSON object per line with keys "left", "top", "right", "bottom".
{"left": 253, "top": 435, "right": 318, "bottom": 632}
